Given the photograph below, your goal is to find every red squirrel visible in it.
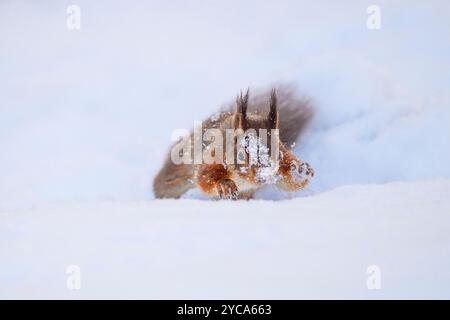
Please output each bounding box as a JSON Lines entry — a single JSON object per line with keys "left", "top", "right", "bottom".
{"left": 153, "top": 86, "right": 314, "bottom": 200}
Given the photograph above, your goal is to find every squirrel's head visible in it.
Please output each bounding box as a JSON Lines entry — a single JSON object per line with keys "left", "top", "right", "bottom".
{"left": 231, "top": 89, "right": 281, "bottom": 183}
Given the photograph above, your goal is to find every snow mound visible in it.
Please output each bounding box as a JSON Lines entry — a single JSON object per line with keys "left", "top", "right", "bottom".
{"left": 1, "top": 179, "right": 450, "bottom": 299}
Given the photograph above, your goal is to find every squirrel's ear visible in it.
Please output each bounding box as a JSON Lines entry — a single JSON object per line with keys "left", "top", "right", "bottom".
{"left": 233, "top": 88, "right": 249, "bottom": 130}
{"left": 269, "top": 88, "right": 279, "bottom": 129}
{"left": 235, "top": 88, "right": 249, "bottom": 119}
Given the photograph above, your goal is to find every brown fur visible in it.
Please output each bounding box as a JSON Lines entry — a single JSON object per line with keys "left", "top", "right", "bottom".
{"left": 153, "top": 85, "right": 314, "bottom": 200}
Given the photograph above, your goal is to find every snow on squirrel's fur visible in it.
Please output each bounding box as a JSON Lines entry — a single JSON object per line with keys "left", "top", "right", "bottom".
{"left": 241, "top": 133, "right": 279, "bottom": 184}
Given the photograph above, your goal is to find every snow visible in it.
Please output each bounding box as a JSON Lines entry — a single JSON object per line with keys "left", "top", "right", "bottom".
{"left": 240, "top": 132, "right": 280, "bottom": 184}
{"left": 1, "top": 179, "right": 450, "bottom": 299}
{"left": 1, "top": 0, "right": 450, "bottom": 209}
{"left": 1, "top": 0, "right": 450, "bottom": 298}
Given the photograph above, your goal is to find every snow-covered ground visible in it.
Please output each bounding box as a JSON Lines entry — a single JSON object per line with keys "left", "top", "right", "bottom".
{"left": 1, "top": 1, "right": 450, "bottom": 298}
{"left": 1, "top": 179, "right": 450, "bottom": 299}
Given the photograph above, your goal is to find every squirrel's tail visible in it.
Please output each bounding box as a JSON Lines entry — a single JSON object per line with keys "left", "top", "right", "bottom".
{"left": 275, "top": 85, "right": 314, "bottom": 147}
{"left": 153, "top": 155, "right": 195, "bottom": 199}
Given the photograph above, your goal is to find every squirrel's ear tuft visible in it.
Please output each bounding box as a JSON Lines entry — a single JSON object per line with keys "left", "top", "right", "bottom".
{"left": 269, "top": 88, "right": 279, "bottom": 129}
{"left": 236, "top": 88, "right": 249, "bottom": 118}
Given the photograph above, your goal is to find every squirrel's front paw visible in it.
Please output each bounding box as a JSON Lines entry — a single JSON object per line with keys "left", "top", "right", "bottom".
{"left": 300, "top": 162, "right": 314, "bottom": 178}
{"left": 291, "top": 161, "right": 314, "bottom": 181}
{"left": 216, "top": 179, "right": 239, "bottom": 200}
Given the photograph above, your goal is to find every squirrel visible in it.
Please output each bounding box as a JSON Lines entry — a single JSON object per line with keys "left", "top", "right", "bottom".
{"left": 153, "top": 85, "right": 314, "bottom": 200}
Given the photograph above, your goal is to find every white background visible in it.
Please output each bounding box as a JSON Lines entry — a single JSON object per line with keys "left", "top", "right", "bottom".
{"left": 1, "top": 1, "right": 450, "bottom": 299}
